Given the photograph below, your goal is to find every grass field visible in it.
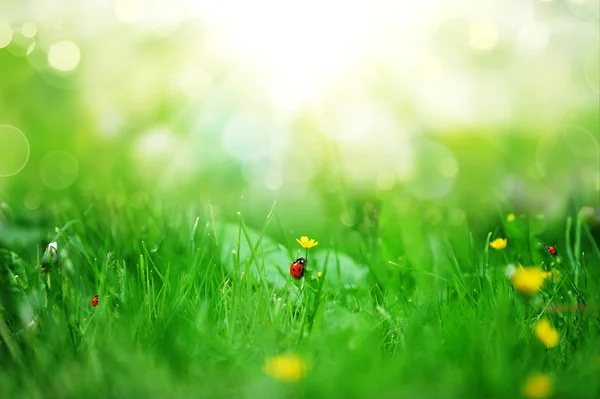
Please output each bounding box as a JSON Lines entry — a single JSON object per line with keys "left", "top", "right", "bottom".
{"left": 1, "top": 191, "right": 599, "bottom": 399}
{"left": 1, "top": 1, "right": 600, "bottom": 398}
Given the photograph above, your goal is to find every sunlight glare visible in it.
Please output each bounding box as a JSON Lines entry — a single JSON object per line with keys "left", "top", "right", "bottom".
{"left": 198, "top": 0, "right": 439, "bottom": 111}
{"left": 114, "top": 0, "right": 144, "bottom": 23}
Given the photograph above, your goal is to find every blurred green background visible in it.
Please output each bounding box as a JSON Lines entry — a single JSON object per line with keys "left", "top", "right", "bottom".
{"left": 1, "top": 0, "right": 599, "bottom": 227}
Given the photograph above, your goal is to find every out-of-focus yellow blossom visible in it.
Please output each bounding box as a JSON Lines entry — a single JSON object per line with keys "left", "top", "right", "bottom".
{"left": 541, "top": 271, "right": 552, "bottom": 279}
{"left": 521, "top": 373, "right": 553, "bottom": 399}
{"left": 296, "top": 236, "right": 318, "bottom": 249}
{"left": 490, "top": 238, "right": 507, "bottom": 250}
{"left": 539, "top": 269, "right": 560, "bottom": 282}
{"left": 317, "top": 271, "right": 322, "bottom": 278}
{"left": 534, "top": 318, "right": 559, "bottom": 348}
{"left": 263, "top": 354, "right": 307, "bottom": 382}
{"left": 511, "top": 267, "right": 546, "bottom": 294}
{"left": 507, "top": 213, "right": 516, "bottom": 222}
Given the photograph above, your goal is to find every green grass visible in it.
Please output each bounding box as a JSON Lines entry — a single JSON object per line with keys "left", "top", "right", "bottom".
{"left": 1, "top": 197, "right": 599, "bottom": 399}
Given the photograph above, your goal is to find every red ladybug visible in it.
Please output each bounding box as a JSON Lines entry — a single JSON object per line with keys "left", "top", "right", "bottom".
{"left": 91, "top": 295, "right": 99, "bottom": 307}
{"left": 290, "top": 257, "right": 306, "bottom": 279}
{"left": 545, "top": 245, "right": 558, "bottom": 256}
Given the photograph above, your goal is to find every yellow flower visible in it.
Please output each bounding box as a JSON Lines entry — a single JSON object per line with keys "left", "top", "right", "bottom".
{"left": 534, "top": 318, "right": 559, "bottom": 348}
{"left": 507, "top": 213, "right": 516, "bottom": 222}
{"left": 521, "top": 373, "right": 553, "bottom": 399}
{"left": 541, "top": 271, "right": 552, "bottom": 279}
{"left": 490, "top": 238, "right": 507, "bottom": 250}
{"left": 317, "top": 271, "right": 323, "bottom": 278}
{"left": 296, "top": 236, "right": 318, "bottom": 249}
{"left": 511, "top": 267, "right": 546, "bottom": 294}
{"left": 263, "top": 354, "right": 307, "bottom": 382}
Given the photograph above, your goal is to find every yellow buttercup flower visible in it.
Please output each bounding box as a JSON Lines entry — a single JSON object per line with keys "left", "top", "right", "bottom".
{"left": 521, "top": 373, "right": 553, "bottom": 399}
{"left": 534, "top": 318, "right": 559, "bottom": 348}
{"left": 507, "top": 213, "right": 516, "bottom": 222}
{"left": 490, "top": 238, "right": 507, "bottom": 250}
{"left": 296, "top": 236, "right": 318, "bottom": 249}
{"left": 263, "top": 354, "right": 307, "bottom": 382}
{"left": 317, "top": 271, "right": 323, "bottom": 278}
{"left": 511, "top": 267, "right": 546, "bottom": 294}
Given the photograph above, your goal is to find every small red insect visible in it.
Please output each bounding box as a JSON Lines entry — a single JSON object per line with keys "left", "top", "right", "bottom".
{"left": 91, "top": 295, "right": 99, "bottom": 307}
{"left": 289, "top": 257, "right": 306, "bottom": 279}
{"left": 545, "top": 245, "right": 558, "bottom": 256}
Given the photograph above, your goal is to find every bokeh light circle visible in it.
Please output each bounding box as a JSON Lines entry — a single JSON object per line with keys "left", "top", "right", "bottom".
{"left": 24, "top": 191, "right": 41, "bottom": 210}
{"left": 468, "top": 20, "right": 498, "bottom": 51}
{"left": 21, "top": 22, "right": 37, "bottom": 38}
{"left": 114, "top": 0, "right": 145, "bottom": 23}
{"left": 340, "top": 208, "right": 358, "bottom": 226}
{"left": 516, "top": 22, "right": 550, "bottom": 53}
{"left": 376, "top": 172, "right": 396, "bottom": 191}
{"left": 565, "top": 0, "right": 599, "bottom": 20}
{"left": 48, "top": 40, "right": 81, "bottom": 71}
{"left": 536, "top": 125, "right": 599, "bottom": 183}
{"left": 0, "top": 21, "right": 12, "bottom": 48}
{"left": 264, "top": 168, "right": 282, "bottom": 191}
{"left": 0, "top": 125, "right": 30, "bottom": 176}
{"left": 403, "top": 140, "right": 459, "bottom": 200}
{"left": 439, "top": 156, "right": 459, "bottom": 177}
{"left": 39, "top": 151, "right": 79, "bottom": 190}
{"left": 561, "top": 125, "right": 599, "bottom": 158}
{"left": 448, "top": 208, "right": 466, "bottom": 226}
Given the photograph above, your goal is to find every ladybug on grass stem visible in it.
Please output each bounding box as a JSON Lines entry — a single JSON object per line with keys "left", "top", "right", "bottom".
{"left": 290, "top": 257, "right": 306, "bottom": 279}
{"left": 545, "top": 245, "right": 558, "bottom": 256}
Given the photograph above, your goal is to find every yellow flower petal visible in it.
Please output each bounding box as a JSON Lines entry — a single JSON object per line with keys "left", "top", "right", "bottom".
{"left": 490, "top": 238, "right": 507, "bottom": 250}
{"left": 263, "top": 354, "right": 307, "bottom": 382}
{"left": 534, "top": 318, "right": 559, "bottom": 348}
{"left": 511, "top": 267, "right": 546, "bottom": 294}
{"left": 296, "top": 236, "right": 318, "bottom": 249}
{"left": 507, "top": 213, "right": 516, "bottom": 222}
{"left": 521, "top": 373, "right": 553, "bottom": 399}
